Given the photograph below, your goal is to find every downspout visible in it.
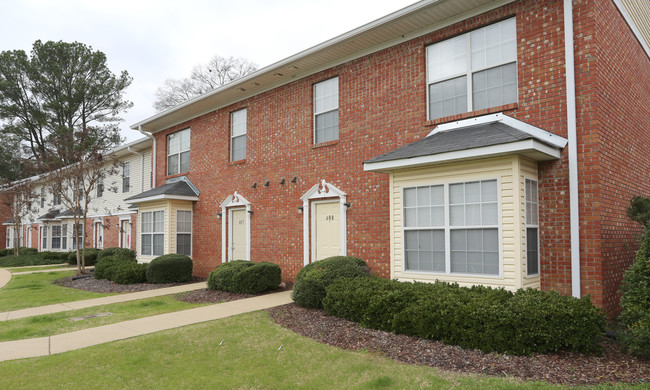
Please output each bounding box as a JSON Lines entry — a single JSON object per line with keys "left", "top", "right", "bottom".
{"left": 126, "top": 146, "right": 145, "bottom": 193}
{"left": 564, "top": 0, "right": 581, "bottom": 298}
{"left": 137, "top": 125, "right": 156, "bottom": 188}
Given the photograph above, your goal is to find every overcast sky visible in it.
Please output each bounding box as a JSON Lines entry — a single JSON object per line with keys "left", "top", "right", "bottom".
{"left": 1, "top": 0, "right": 417, "bottom": 143}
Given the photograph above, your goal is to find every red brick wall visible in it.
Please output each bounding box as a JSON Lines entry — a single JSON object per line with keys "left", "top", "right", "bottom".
{"left": 0, "top": 191, "right": 11, "bottom": 249}
{"left": 144, "top": 0, "right": 648, "bottom": 315}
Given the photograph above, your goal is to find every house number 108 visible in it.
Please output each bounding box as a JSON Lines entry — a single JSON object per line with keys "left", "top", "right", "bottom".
{"left": 325, "top": 215, "right": 335, "bottom": 221}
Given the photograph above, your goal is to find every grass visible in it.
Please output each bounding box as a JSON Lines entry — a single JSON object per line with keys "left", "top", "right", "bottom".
{"left": 0, "top": 311, "right": 563, "bottom": 389}
{"left": 6, "top": 265, "right": 72, "bottom": 273}
{"left": 0, "top": 295, "right": 208, "bottom": 341}
{"left": 0, "top": 271, "right": 113, "bottom": 311}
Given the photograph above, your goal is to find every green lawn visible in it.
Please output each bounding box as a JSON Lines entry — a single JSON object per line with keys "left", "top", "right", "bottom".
{"left": 0, "top": 295, "right": 208, "bottom": 342}
{"left": 0, "top": 311, "right": 564, "bottom": 389}
{"left": 0, "top": 271, "right": 112, "bottom": 311}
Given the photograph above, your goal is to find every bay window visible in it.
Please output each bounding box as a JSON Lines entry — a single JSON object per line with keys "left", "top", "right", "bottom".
{"left": 142, "top": 211, "right": 164, "bottom": 256}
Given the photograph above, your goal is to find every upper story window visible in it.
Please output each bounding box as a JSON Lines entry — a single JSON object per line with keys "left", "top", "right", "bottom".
{"left": 167, "top": 128, "right": 190, "bottom": 175}
{"left": 314, "top": 77, "right": 339, "bottom": 144}
{"left": 97, "top": 173, "right": 104, "bottom": 198}
{"left": 427, "top": 18, "right": 517, "bottom": 120}
{"left": 231, "top": 109, "right": 247, "bottom": 162}
{"left": 122, "top": 162, "right": 130, "bottom": 193}
{"left": 40, "top": 188, "right": 45, "bottom": 208}
{"left": 53, "top": 192, "right": 61, "bottom": 206}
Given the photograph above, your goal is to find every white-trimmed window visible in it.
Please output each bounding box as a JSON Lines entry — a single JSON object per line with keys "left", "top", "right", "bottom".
{"left": 42, "top": 226, "right": 47, "bottom": 250}
{"left": 97, "top": 176, "right": 104, "bottom": 198}
{"left": 122, "top": 162, "right": 130, "bottom": 193}
{"left": 231, "top": 109, "right": 247, "bottom": 162}
{"left": 142, "top": 211, "right": 164, "bottom": 256}
{"left": 72, "top": 224, "right": 83, "bottom": 250}
{"left": 525, "top": 179, "right": 539, "bottom": 276}
{"left": 53, "top": 192, "right": 61, "bottom": 206}
{"left": 176, "top": 210, "right": 192, "bottom": 256}
{"left": 40, "top": 188, "right": 46, "bottom": 208}
{"left": 314, "top": 77, "right": 339, "bottom": 143}
{"left": 51, "top": 225, "right": 61, "bottom": 249}
{"left": 61, "top": 224, "right": 67, "bottom": 250}
{"left": 427, "top": 18, "right": 517, "bottom": 120}
{"left": 403, "top": 179, "right": 499, "bottom": 275}
{"left": 167, "top": 128, "right": 190, "bottom": 175}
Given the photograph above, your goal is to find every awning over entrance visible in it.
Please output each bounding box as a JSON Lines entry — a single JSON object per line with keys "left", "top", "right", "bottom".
{"left": 125, "top": 177, "right": 199, "bottom": 204}
{"left": 364, "top": 113, "right": 568, "bottom": 172}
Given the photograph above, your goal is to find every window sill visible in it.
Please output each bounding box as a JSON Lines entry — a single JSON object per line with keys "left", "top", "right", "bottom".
{"left": 425, "top": 103, "right": 519, "bottom": 127}
{"left": 311, "top": 140, "right": 339, "bottom": 149}
{"left": 229, "top": 159, "right": 246, "bottom": 166}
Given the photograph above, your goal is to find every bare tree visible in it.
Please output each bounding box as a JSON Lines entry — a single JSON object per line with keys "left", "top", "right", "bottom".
{"left": 1, "top": 177, "right": 38, "bottom": 256}
{"left": 153, "top": 55, "right": 257, "bottom": 111}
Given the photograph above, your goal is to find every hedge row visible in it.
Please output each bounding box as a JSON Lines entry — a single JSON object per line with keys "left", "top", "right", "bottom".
{"left": 207, "top": 260, "right": 281, "bottom": 294}
{"left": 67, "top": 248, "right": 102, "bottom": 266}
{"left": 146, "top": 254, "right": 193, "bottom": 283}
{"left": 322, "top": 277, "right": 606, "bottom": 356}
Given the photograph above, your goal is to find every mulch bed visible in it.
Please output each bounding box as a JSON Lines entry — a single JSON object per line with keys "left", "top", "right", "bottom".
{"left": 267, "top": 303, "right": 650, "bottom": 386}
{"left": 53, "top": 275, "right": 206, "bottom": 293}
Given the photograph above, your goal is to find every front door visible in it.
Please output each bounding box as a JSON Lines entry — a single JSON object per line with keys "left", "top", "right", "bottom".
{"left": 314, "top": 201, "right": 340, "bottom": 260}
{"left": 94, "top": 222, "right": 103, "bottom": 249}
{"left": 230, "top": 209, "right": 247, "bottom": 261}
{"left": 120, "top": 220, "right": 130, "bottom": 249}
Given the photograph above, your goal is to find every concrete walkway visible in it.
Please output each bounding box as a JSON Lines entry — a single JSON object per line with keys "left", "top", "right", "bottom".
{"left": 0, "top": 290, "right": 292, "bottom": 362}
{"left": 0, "top": 282, "right": 208, "bottom": 321}
{"left": 0, "top": 269, "right": 10, "bottom": 289}
{"left": 11, "top": 266, "right": 93, "bottom": 275}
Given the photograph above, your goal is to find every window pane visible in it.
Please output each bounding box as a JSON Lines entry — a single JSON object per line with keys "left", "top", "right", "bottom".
{"left": 177, "top": 211, "right": 192, "bottom": 233}
{"left": 167, "top": 155, "right": 178, "bottom": 176}
{"left": 465, "top": 181, "right": 480, "bottom": 203}
{"left": 527, "top": 227, "right": 539, "bottom": 275}
{"left": 482, "top": 180, "right": 498, "bottom": 202}
{"left": 405, "top": 229, "right": 445, "bottom": 272}
{"left": 153, "top": 234, "right": 164, "bottom": 256}
{"left": 168, "top": 133, "right": 180, "bottom": 154}
{"left": 471, "top": 18, "right": 517, "bottom": 71}
{"left": 153, "top": 211, "right": 164, "bottom": 233}
{"left": 472, "top": 62, "right": 517, "bottom": 111}
{"left": 232, "top": 135, "right": 246, "bottom": 161}
{"left": 180, "top": 151, "right": 190, "bottom": 172}
{"left": 142, "top": 234, "right": 152, "bottom": 255}
{"left": 231, "top": 109, "right": 247, "bottom": 137}
{"left": 466, "top": 204, "right": 481, "bottom": 225}
{"left": 449, "top": 183, "right": 464, "bottom": 204}
{"left": 177, "top": 234, "right": 191, "bottom": 256}
{"left": 404, "top": 188, "right": 416, "bottom": 207}
{"left": 142, "top": 212, "right": 152, "bottom": 233}
{"left": 431, "top": 206, "right": 444, "bottom": 226}
{"left": 427, "top": 35, "right": 467, "bottom": 82}
{"left": 315, "top": 110, "right": 339, "bottom": 143}
{"left": 405, "top": 208, "right": 417, "bottom": 228}
{"left": 429, "top": 76, "right": 467, "bottom": 120}
{"left": 450, "top": 205, "right": 465, "bottom": 226}
{"left": 179, "top": 129, "right": 191, "bottom": 151}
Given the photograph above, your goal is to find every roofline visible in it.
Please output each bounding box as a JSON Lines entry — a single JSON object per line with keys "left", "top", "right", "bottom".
{"left": 363, "top": 139, "right": 562, "bottom": 172}
{"left": 131, "top": 0, "right": 517, "bottom": 133}
{"left": 124, "top": 194, "right": 199, "bottom": 204}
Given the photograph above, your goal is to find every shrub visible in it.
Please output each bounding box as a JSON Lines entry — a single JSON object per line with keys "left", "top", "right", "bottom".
{"left": 146, "top": 254, "right": 193, "bottom": 284}
{"left": 0, "top": 248, "right": 10, "bottom": 257}
{"left": 627, "top": 196, "right": 650, "bottom": 228}
{"left": 323, "top": 278, "right": 605, "bottom": 355}
{"left": 619, "top": 228, "right": 650, "bottom": 358}
{"left": 207, "top": 261, "right": 281, "bottom": 294}
{"left": 20, "top": 247, "right": 38, "bottom": 255}
{"left": 292, "top": 256, "right": 371, "bottom": 309}
{"left": 97, "top": 247, "right": 136, "bottom": 262}
{"left": 0, "top": 253, "right": 61, "bottom": 267}
{"left": 112, "top": 262, "right": 148, "bottom": 284}
{"left": 40, "top": 251, "right": 70, "bottom": 262}
{"left": 67, "top": 248, "right": 102, "bottom": 266}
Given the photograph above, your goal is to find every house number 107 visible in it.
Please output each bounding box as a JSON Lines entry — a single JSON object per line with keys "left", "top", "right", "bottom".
{"left": 326, "top": 215, "right": 335, "bottom": 221}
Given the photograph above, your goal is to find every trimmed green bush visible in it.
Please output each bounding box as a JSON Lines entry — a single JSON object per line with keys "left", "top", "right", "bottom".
{"left": 0, "top": 253, "right": 61, "bottom": 267}
{"left": 292, "top": 256, "right": 371, "bottom": 309}
{"left": 146, "top": 254, "right": 193, "bottom": 284}
{"left": 40, "top": 251, "right": 70, "bottom": 262}
{"left": 619, "top": 228, "right": 650, "bottom": 358}
{"left": 112, "top": 262, "right": 148, "bottom": 284}
{"left": 67, "top": 248, "right": 102, "bottom": 266}
{"left": 207, "top": 261, "right": 281, "bottom": 294}
{"left": 97, "top": 247, "right": 136, "bottom": 262}
{"left": 323, "top": 277, "right": 605, "bottom": 355}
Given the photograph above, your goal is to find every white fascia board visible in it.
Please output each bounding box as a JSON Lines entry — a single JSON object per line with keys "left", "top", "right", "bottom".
{"left": 613, "top": 0, "right": 650, "bottom": 59}
{"left": 428, "top": 113, "right": 568, "bottom": 149}
{"left": 364, "top": 140, "right": 561, "bottom": 172}
{"left": 124, "top": 194, "right": 199, "bottom": 204}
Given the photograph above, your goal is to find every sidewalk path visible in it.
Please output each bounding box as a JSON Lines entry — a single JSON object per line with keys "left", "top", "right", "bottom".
{"left": 0, "top": 282, "right": 208, "bottom": 321}
{"left": 0, "top": 290, "right": 292, "bottom": 362}
{"left": 11, "top": 266, "right": 93, "bottom": 275}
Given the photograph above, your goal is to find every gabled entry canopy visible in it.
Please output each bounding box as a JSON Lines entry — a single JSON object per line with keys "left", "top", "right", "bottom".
{"left": 364, "top": 113, "right": 568, "bottom": 172}
{"left": 125, "top": 177, "right": 199, "bottom": 204}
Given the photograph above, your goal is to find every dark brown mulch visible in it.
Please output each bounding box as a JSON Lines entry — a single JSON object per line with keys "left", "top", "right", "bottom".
{"left": 53, "top": 275, "right": 206, "bottom": 293}
{"left": 267, "top": 303, "right": 650, "bottom": 386}
{"left": 178, "top": 281, "right": 294, "bottom": 303}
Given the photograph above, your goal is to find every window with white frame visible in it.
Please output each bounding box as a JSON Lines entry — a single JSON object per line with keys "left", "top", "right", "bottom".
{"left": 40, "top": 188, "right": 45, "bottom": 208}
{"left": 167, "top": 128, "right": 190, "bottom": 175}
{"left": 42, "top": 226, "right": 47, "bottom": 250}
{"left": 61, "top": 224, "right": 67, "bottom": 250}
{"left": 525, "top": 179, "right": 539, "bottom": 275}
{"left": 176, "top": 210, "right": 192, "bottom": 256}
{"left": 122, "top": 162, "right": 130, "bottom": 193}
{"left": 97, "top": 175, "right": 104, "bottom": 198}
{"left": 72, "top": 223, "right": 83, "bottom": 250}
{"left": 427, "top": 18, "right": 517, "bottom": 120}
{"left": 314, "top": 77, "right": 339, "bottom": 144}
{"left": 51, "top": 225, "right": 61, "bottom": 249}
{"left": 403, "top": 179, "right": 499, "bottom": 275}
{"left": 231, "top": 109, "right": 247, "bottom": 161}
{"left": 141, "top": 211, "right": 164, "bottom": 256}
{"left": 53, "top": 192, "right": 61, "bottom": 206}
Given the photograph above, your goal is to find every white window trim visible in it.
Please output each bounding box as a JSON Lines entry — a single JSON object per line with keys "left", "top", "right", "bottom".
{"left": 93, "top": 220, "right": 104, "bottom": 250}
{"left": 167, "top": 128, "right": 191, "bottom": 176}
{"left": 51, "top": 224, "right": 62, "bottom": 250}
{"left": 401, "top": 178, "right": 502, "bottom": 278}
{"left": 426, "top": 17, "right": 517, "bottom": 120}
{"left": 313, "top": 77, "right": 339, "bottom": 144}
{"left": 176, "top": 210, "right": 193, "bottom": 256}
{"left": 525, "top": 178, "right": 540, "bottom": 277}
{"left": 230, "top": 108, "right": 247, "bottom": 162}
{"left": 119, "top": 217, "right": 131, "bottom": 249}
{"left": 141, "top": 211, "right": 165, "bottom": 256}
{"left": 122, "top": 162, "right": 130, "bottom": 193}
{"left": 300, "top": 180, "right": 348, "bottom": 266}
{"left": 219, "top": 191, "right": 251, "bottom": 263}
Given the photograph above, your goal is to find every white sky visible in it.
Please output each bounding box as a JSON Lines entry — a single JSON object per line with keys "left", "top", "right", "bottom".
{"left": 1, "top": 0, "right": 417, "bottom": 143}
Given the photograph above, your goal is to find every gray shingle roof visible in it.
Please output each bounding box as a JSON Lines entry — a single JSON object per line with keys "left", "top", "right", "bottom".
{"left": 365, "top": 121, "right": 557, "bottom": 164}
{"left": 37, "top": 209, "right": 61, "bottom": 220}
{"left": 124, "top": 180, "right": 198, "bottom": 202}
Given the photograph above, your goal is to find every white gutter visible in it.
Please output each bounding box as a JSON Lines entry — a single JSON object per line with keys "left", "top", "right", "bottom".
{"left": 126, "top": 146, "right": 145, "bottom": 193}
{"left": 564, "top": 0, "right": 581, "bottom": 298}
{"left": 137, "top": 125, "right": 156, "bottom": 188}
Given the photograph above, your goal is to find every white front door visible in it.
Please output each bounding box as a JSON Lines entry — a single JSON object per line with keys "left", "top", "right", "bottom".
{"left": 230, "top": 208, "right": 247, "bottom": 261}
{"left": 120, "top": 220, "right": 130, "bottom": 249}
{"left": 94, "top": 222, "right": 103, "bottom": 249}
{"left": 314, "top": 201, "right": 341, "bottom": 261}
